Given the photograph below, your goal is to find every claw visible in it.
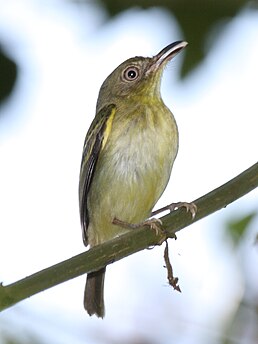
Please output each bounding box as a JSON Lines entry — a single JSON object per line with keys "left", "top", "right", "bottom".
{"left": 142, "top": 218, "right": 163, "bottom": 236}
{"left": 167, "top": 202, "right": 197, "bottom": 219}
{"left": 151, "top": 201, "right": 197, "bottom": 219}
{"left": 143, "top": 218, "right": 167, "bottom": 244}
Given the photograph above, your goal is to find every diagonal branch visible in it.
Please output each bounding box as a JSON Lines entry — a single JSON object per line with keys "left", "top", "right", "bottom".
{"left": 0, "top": 162, "right": 257, "bottom": 312}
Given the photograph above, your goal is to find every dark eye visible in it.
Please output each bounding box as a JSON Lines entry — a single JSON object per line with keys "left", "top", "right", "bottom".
{"left": 123, "top": 66, "right": 140, "bottom": 81}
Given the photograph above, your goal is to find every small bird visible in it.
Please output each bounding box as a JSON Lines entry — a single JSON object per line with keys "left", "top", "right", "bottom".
{"left": 79, "top": 41, "right": 193, "bottom": 318}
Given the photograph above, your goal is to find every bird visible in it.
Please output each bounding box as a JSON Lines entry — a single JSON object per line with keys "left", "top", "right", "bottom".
{"left": 79, "top": 41, "right": 195, "bottom": 318}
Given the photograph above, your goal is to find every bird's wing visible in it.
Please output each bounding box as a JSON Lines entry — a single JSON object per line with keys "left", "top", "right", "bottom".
{"left": 79, "top": 104, "right": 116, "bottom": 246}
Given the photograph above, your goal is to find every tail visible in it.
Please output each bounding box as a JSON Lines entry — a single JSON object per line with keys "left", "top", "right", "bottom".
{"left": 84, "top": 267, "right": 106, "bottom": 318}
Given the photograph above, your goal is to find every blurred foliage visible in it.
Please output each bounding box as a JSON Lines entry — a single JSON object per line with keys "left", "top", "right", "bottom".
{"left": 222, "top": 299, "right": 258, "bottom": 344}
{"left": 221, "top": 210, "right": 258, "bottom": 343}
{"left": 1, "top": 0, "right": 258, "bottom": 107}
{"left": 100, "top": 0, "right": 258, "bottom": 76}
{"left": 226, "top": 211, "right": 257, "bottom": 246}
{"left": 0, "top": 331, "right": 43, "bottom": 344}
{"left": 0, "top": 46, "right": 18, "bottom": 110}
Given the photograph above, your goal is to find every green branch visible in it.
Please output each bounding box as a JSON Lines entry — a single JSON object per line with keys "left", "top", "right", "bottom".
{"left": 0, "top": 162, "right": 257, "bottom": 311}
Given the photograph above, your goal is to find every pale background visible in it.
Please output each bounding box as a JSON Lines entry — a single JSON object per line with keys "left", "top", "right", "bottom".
{"left": 0, "top": 1, "right": 257, "bottom": 343}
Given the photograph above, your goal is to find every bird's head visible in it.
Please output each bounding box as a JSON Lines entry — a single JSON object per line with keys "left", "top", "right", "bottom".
{"left": 96, "top": 41, "right": 187, "bottom": 111}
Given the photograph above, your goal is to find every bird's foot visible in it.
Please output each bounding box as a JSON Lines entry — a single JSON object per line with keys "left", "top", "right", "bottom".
{"left": 112, "top": 217, "right": 166, "bottom": 244}
{"left": 167, "top": 202, "right": 197, "bottom": 219}
{"left": 151, "top": 201, "right": 197, "bottom": 219}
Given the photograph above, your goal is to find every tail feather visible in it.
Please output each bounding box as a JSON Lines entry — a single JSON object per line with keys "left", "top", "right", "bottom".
{"left": 84, "top": 267, "right": 106, "bottom": 318}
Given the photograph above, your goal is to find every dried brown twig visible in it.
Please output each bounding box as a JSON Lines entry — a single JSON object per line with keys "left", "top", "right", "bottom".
{"left": 163, "top": 240, "right": 181, "bottom": 292}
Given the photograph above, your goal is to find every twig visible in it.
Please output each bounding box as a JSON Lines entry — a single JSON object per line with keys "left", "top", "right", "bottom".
{"left": 163, "top": 240, "right": 181, "bottom": 292}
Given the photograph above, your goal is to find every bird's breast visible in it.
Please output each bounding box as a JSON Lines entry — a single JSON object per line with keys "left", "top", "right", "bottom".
{"left": 87, "top": 102, "right": 179, "bottom": 244}
{"left": 107, "top": 103, "right": 179, "bottom": 181}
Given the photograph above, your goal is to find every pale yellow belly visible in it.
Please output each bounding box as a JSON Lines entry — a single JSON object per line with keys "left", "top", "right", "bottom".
{"left": 87, "top": 108, "right": 178, "bottom": 246}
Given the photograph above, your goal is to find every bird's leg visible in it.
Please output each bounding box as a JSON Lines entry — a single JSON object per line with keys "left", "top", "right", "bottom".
{"left": 151, "top": 201, "right": 197, "bottom": 219}
{"left": 112, "top": 217, "right": 167, "bottom": 244}
{"left": 112, "top": 217, "right": 162, "bottom": 234}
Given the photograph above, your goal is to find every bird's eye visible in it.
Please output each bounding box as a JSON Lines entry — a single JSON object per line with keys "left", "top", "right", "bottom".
{"left": 123, "top": 66, "right": 140, "bottom": 81}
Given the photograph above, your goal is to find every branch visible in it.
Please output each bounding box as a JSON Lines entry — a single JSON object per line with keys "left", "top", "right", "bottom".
{"left": 0, "top": 162, "right": 257, "bottom": 311}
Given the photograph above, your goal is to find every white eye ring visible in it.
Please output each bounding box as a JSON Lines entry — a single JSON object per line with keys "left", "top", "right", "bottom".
{"left": 123, "top": 66, "right": 140, "bottom": 81}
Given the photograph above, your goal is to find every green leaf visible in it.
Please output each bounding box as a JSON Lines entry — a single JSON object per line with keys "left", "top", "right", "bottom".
{"left": 227, "top": 211, "right": 257, "bottom": 246}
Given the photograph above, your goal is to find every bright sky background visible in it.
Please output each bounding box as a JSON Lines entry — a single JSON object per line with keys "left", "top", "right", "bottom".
{"left": 0, "top": 1, "right": 257, "bottom": 343}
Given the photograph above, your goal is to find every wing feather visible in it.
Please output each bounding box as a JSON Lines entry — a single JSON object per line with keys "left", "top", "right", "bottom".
{"left": 79, "top": 104, "right": 116, "bottom": 246}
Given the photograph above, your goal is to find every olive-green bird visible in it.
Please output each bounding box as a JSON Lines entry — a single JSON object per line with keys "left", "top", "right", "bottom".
{"left": 79, "top": 41, "right": 188, "bottom": 318}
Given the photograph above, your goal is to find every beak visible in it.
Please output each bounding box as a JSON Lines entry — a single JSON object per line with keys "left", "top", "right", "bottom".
{"left": 150, "top": 41, "right": 188, "bottom": 71}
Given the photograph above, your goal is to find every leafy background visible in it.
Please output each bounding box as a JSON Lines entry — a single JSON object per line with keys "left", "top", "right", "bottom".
{"left": 0, "top": 0, "right": 258, "bottom": 343}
